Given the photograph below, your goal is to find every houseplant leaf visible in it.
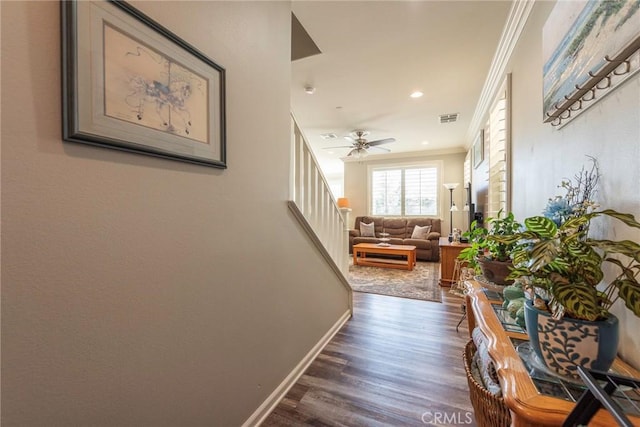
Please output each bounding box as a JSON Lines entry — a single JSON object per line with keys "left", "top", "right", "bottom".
{"left": 549, "top": 273, "right": 601, "bottom": 320}
{"left": 589, "top": 239, "right": 640, "bottom": 263}
{"left": 528, "top": 240, "right": 559, "bottom": 272}
{"left": 616, "top": 278, "right": 640, "bottom": 317}
{"left": 524, "top": 216, "right": 557, "bottom": 237}
{"left": 596, "top": 210, "right": 640, "bottom": 229}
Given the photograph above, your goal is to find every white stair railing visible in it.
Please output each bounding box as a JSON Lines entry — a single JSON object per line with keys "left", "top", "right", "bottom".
{"left": 290, "top": 116, "right": 349, "bottom": 278}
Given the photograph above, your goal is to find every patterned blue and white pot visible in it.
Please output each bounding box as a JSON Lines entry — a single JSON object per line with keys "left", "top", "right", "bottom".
{"left": 524, "top": 300, "right": 619, "bottom": 378}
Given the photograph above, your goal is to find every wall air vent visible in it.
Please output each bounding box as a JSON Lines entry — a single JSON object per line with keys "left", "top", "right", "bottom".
{"left": 320, "top": 133, "right": 338, "bottom": 140}
{"left": 439, "top": 113, "right": 459, "bottom": 124}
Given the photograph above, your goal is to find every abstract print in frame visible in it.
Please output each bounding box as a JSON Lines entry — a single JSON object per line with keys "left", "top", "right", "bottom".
{"left": 543, "top": 0, "right": 640, "bottom": 127}
{"left": 62, "top": 0, "right": 226, "bottom": 168}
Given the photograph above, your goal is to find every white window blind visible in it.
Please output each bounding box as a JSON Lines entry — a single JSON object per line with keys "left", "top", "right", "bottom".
{"left": 464, "top": 150, "right": 471, "bottom": 188}
{"left": 371, "top": 166, "right": 438, "bottom": 216}
{"left": 371, "top": 169, "right": 402, "bottom": 215}
{"left": 486, "top": 78, "right": 510, "bottom": 219}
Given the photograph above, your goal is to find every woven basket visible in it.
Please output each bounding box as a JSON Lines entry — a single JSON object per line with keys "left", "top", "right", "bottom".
{"left": 463, "top": 340, "right": 511, "bottom": 427}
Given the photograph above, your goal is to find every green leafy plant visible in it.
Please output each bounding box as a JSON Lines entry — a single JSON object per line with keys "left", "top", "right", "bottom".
{"left": 458, "top": 210, "right": 522, "bottom": 273}
{"left": 458, "top": 220, "right": 487, "bottom": 273}
{"left": 492, "top": 211, "right": 640, "bottom": 321}
{"left": 488, "top": 158, "right": 640, "bottom": 321}
{"left": 484, "top": 211, "right": 522, "bottom": 261}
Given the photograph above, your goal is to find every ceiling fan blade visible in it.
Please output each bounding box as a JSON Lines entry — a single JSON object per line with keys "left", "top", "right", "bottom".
{"left": 367, "top": 138, "right": 396, "bottom": 146}
{"left": 323, "top": 145, "right": 353, "bottom": 149}
{"left": 343, "top": 136, "right": 355, "bottom": 142}
{"left": 369, "top": 146, "right": 391, "bottom": 152}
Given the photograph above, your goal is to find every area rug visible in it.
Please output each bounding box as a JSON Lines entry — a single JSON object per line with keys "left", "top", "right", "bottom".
{"left": 348, "top": 260, "right": 442, "bottom": 302}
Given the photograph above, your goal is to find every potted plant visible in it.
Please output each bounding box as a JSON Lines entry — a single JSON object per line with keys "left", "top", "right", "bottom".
{"left": 458, "top": 210, "right": 521, "bottom": 285}
{"left": 489, "top": 159, "right": 640, "bottom": 377}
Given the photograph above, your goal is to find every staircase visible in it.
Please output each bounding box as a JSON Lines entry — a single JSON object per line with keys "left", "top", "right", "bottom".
{"left": 289, "top": 116, "right": 351, "bottom": 292}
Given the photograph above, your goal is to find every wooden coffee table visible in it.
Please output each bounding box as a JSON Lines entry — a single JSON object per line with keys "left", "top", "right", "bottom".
{"left": 353, "top": 243, "right": 417, "bottom": 271}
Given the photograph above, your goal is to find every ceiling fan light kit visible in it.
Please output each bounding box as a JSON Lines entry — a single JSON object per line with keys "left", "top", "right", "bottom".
{"left": 348, "top": 147, "right": 368, "bottom": 158}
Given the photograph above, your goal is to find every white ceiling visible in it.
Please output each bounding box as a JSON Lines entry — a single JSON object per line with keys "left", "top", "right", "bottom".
{"left": 291, "top": 1, "right": 513, "bottom": 177}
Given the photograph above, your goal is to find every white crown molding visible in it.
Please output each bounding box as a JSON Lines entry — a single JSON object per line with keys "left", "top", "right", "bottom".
{"left": 465, "top": 0, "right": 536, "bottom": 147}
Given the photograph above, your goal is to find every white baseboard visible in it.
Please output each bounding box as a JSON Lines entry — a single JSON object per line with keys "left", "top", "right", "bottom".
{"left": 241, "top": 309, "right": 352, "bottom": 427}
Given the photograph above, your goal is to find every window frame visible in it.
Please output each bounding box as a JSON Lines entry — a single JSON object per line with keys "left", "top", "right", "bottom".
{"left": 367, "top": 160, "right": 443, "bottom": 217}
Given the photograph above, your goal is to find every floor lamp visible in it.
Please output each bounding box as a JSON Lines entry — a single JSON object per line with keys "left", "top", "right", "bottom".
{"left": 443, "top": 183, "right": 459, "bottom": 237}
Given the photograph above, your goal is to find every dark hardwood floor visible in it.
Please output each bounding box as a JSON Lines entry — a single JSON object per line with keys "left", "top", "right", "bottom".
{"left": 263, "top": 289, "right": 476, "bottom": 426}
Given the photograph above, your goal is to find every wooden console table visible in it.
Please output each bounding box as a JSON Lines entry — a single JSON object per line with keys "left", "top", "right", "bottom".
{"left": 438, "top": 237, "right": 470, "bottom": 286}
{"left": 466, "top": 279, "right": 640, "bottom": 426}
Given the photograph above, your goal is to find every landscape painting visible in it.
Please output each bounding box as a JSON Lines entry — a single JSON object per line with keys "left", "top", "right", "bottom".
{"left": 543, "top": 0, "right": 640, "bottom": 121}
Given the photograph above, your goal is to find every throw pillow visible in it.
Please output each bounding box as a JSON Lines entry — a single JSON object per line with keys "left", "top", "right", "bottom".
{"left": 411, "top": 225, "right": 432, "bottom": 239}
{"left": 360, "top": 222, "right": 375, "bottom": 237}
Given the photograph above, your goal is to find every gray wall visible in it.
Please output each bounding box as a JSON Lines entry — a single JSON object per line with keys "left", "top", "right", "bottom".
{"left": 507, "top": 2, "right": 640, "bottom": 367}
{"left": 1, "top": 1, "right": 350, "bottom": 425}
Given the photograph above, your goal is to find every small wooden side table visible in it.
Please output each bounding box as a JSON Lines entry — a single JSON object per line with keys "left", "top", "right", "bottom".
{"left": 438, "top": 237, "right": 470, "bottom": 287}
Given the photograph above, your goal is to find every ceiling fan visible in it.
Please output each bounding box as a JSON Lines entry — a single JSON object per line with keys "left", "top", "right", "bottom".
{"left": 325, "top": 130, "right": 395, "bottom": 158}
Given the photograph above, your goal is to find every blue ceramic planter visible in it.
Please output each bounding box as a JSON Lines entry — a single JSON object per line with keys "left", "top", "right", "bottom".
{"left": 524, "top": 300, "right": 619, "bottom": 378}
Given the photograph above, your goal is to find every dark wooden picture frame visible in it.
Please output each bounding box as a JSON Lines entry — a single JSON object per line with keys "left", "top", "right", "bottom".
{"left": 62, "top": 0, "right": 227, "bottom": 168}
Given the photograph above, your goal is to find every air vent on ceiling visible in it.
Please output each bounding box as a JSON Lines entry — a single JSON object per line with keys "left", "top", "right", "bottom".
{"left": 439, "top": 113, "right": 459, "bottom": 124}
{"left": 320, "top": 133, "right": 338, "bottom": 140}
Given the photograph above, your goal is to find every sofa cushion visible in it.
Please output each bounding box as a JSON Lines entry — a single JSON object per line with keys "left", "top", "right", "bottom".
{"left": 411, "top": 224, "right": 431, "bottom": 239}
{"left": 356, "top": 216, "right": 384, "bottom": 236}
{"left": 402, "top": 238, "right": 432, "bottom": 249}
{"left": 360, "top": 221, "right": 375, "bottom": 237}
{"left": 407, "top": 218, "right": 442, "bottom": 235}
{"left": 383, "top": 218, "right": 408, "bottom": 238}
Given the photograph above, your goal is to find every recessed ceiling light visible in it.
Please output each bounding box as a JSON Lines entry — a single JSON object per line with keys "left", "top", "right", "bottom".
{"left": 410, "top": 91, "right": 424, "bottom": 98}
{"left": 421, "top": 141, "right": 429, "bottom": 145}
{"left": 327, "top": 151, "right": 334, "bottom": 155}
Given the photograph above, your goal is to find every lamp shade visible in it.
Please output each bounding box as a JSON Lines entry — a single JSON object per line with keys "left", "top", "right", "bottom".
{"left": 443, "top": 183, "right": 460, "bottom": 190}
{"left": 337, "top": 198, "right": 350, "bottom": 208}
{"left": 450, "top": 204, "right": 459, "bottom": 212}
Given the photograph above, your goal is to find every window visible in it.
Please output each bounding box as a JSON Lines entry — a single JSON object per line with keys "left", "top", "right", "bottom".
{"left": 370, "top": 165, "right": 438, "bottom": 216}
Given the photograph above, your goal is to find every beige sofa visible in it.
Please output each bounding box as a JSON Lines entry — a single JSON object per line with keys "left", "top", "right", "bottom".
{"left": 349, "top": 216, "right": 442, "bottom": 262}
